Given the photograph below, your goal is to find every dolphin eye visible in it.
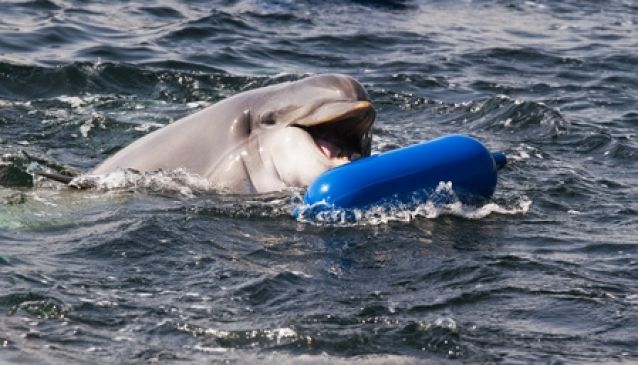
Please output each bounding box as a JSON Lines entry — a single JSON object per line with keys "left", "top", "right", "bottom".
{"left": 261, "top": 113, "right": 276, "bottom": 125}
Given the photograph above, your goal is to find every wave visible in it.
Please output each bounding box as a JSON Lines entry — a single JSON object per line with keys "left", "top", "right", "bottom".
{"left": 0, "top": 61, "right": 237, "bottom": 100}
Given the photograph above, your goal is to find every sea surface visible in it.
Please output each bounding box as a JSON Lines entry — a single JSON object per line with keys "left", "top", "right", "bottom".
{"left": 1, "top": 0, "right": 637, "bottom": 364}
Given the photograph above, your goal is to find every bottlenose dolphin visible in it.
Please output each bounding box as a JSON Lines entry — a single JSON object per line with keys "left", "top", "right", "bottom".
{"left": 41, "top": 74, "right": 375, "bottom": 193}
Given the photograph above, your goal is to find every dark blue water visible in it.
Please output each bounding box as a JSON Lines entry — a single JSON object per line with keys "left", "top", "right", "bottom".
{"left": 1, "top": 0, "right": 637, "bottom": 363}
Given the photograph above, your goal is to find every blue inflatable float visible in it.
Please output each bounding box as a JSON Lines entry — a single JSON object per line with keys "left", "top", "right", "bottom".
{"left": 300, "top": 134, "right": 506, "bottom": 214}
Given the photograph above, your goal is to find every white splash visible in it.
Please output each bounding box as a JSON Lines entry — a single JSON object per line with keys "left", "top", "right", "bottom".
{"left": 57, "top": 95, "right": 103, "bottom": 108}
{"left": 509, "top": 143, "right": 543, "bottom": 161}
{"left": 70, "top": 169, "right": 212, "bottom": 197}
{"left": 295, "top": 182, "right": 531, "bottom": 226}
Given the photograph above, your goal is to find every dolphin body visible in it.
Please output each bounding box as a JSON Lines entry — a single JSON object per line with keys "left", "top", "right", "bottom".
{"left": 47, "top": 74, "right": 375, "bottom": 193}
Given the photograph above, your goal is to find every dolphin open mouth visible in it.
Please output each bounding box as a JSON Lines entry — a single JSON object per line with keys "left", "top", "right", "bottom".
{"left": 292, "top": 101, "right": 375, "bottom": 164}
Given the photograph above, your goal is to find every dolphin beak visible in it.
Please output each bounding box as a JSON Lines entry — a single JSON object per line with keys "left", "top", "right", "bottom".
{"left": 291, "top": 100, "right": 375, "bottom": 162}
{"left": 301, "top": 100, "right": 373, "bottom": 127}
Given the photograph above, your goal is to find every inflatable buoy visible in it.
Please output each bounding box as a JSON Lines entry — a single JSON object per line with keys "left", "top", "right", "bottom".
{"left": 301, "top": 134, "right": 506, "bottom": 213}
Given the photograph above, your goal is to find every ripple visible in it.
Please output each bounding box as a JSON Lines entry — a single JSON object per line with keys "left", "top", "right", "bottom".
{"left": 76, "top": 45, "right": 158, "bottom": 63}
{"left": 12, "top": 0, "right": 60, "bottom": 10}
{"left": 234, "top": 271, "right": 310, "bottom": 308}
{"left": 468, "top": 46, "right": 580, "bottom": 67}
{"left": 136, "top": 6, "right": 184, "bottom": 19}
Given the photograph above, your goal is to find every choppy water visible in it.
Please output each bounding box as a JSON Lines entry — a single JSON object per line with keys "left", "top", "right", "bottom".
{"left": 1, "top": 0, "right": 637, "bottom": 363}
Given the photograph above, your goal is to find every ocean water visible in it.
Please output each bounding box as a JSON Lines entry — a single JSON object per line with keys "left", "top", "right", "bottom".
{"left": 1, "top": 0, "right": 637, "bottom": 363}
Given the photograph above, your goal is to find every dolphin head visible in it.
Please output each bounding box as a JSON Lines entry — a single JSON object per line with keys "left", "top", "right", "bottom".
{"left": 238, "top": 74, "right": 375, "bottom": 191}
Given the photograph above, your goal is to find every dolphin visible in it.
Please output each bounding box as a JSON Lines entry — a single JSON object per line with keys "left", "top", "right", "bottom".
{"left": 41, "top": 74, "right": 375, "bottom": 193}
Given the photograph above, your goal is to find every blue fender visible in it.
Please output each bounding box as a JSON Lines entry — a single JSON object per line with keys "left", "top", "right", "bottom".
{"left": 302, "top": 134, "right": 506, "bottom": 211}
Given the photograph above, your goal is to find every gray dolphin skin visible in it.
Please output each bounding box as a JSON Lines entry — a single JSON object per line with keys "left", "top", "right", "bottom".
{"left": 89, "top": 74, "right": 375, "bottom": 193}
